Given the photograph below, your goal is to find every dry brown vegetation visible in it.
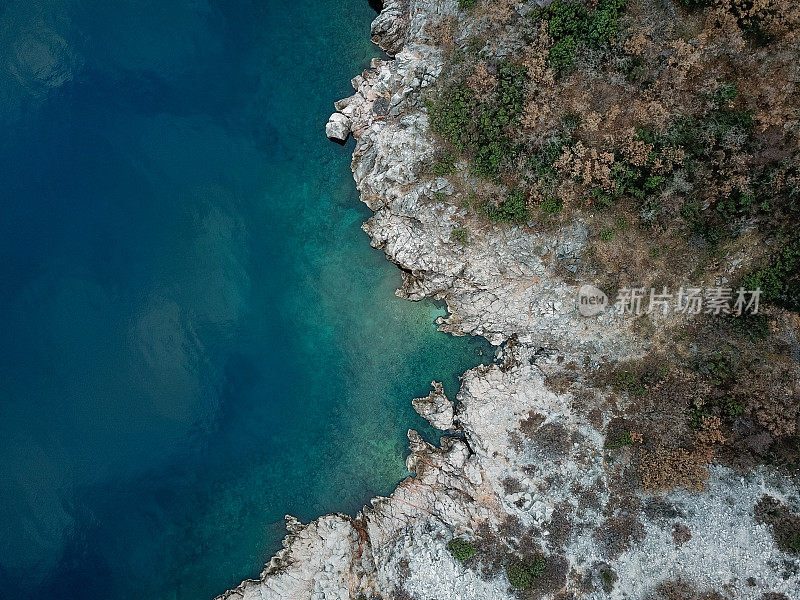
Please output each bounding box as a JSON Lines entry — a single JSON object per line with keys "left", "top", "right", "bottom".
{"left": 646, "top": 580, "right": 726, "bottom": 600}
{"left": 586, "top": 305, "right": 800, "bottom": 492}
{"left": 428, "top": 0, "right": 800, "bottom": 295}
{"left": 425, "top": 0, "right": 800, "bottom": 494}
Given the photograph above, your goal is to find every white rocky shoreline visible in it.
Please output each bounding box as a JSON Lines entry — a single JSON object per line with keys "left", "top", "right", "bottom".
{"left": 217, "top": 1, "right": 800, "bottom": 599}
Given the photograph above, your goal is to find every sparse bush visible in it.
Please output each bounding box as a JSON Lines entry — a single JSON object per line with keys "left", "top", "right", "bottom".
{"left": 678, "top": 0, "right": 712, "bottom": 8}
{"left": 638, "top": 446, "right": 712, "bottom": 492}
{"left": 451, "top": 226, "right": 469, "bottom": 244}
{"left": 755, "top": 496, "right": 800, "bottom": 555}
{"left": 647, "top": 581, "right": 726, "bottom": 600}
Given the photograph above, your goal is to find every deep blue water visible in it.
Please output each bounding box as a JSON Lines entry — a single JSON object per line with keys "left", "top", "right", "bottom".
{"left": 0, "top": 1, "right": 493, "bottom": 598}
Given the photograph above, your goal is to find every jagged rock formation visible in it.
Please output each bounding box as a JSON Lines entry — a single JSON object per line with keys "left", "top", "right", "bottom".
{"left": 370, "top": 0, "right": 410, "bottom": 56}
{"left": 412, "top": 381, "right": 454, "bottom": 430}
{"left": 217, "top": 2, "right": 800, "bottom": 599}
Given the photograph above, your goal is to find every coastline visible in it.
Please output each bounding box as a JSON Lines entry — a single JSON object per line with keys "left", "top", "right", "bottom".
{"left": 218, "top": 1, "right": 800, "bottom": 599}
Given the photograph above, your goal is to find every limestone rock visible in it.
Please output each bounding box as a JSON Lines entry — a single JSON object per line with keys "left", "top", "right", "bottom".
{"left": 412, "top": 381, "right": 454, "bottom": 430}
{"left": 325, "top": 112, "right": 351, "bottom": 143}
{"left": 370, "top": 0, "right": 409, "bottom": 56}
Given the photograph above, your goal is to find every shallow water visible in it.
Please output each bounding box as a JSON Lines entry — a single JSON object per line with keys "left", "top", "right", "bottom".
{"left": 0, "top": 1, "right": 493, "bottom": 598}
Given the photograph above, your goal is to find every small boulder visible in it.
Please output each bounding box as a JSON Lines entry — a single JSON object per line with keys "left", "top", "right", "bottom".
{"left": 372, "top": 96, "right": 390, "bottom": 116}
{"left": 325, "top": 112, "right": 351, "bottom": 143}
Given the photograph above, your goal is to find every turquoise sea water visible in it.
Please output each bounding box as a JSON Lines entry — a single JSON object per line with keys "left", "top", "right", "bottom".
{"left": 0, "top": 1, "right": 493, "bottom": 598}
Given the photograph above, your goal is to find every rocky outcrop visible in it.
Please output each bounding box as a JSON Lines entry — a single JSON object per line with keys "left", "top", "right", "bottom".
{"left": 370, "top": 0, "right": 410, "bottom": 56}
{"left": 216, "top": 514, "right": 363, "bottom": 600}
{"left": 218, "top": 1, "right": 800, "bottom": 599}
{"left": 412, "top": 381, "right": 454, "bottom": 430}
{"left": 327, "top": 0, "right": 639, "bottom": 353}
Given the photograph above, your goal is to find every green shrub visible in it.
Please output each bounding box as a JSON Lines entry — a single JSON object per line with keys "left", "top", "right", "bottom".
{"left": 495, "top": 61, "right": 528, "bottom": 117}
{"left": 432, "top": 152, "right": 457, "bottom": 176}
{"left": 458, "top": 0, "right": 477, "bottom": 9}
{"left": 600, "top": 228, "right": 615, "bottom": 242}
{"left": 715, "top": 187, "right": 755, "bottom": 221}
{"left": 585, "top": 129, "right": 675, "bottom": 218}
{"left": 447, "top": 538, "right": 477, "bottom": 561}
{"left": 451, "top": 227, "right": 469, "bottom": 245}
{"left": 742, "top": 238, "right": 800, "bottom": 312}
{"left": 426, "top": 84, "right": 477, "bottom": 153}
{"left": 561, "top": 112, "right": 582, "bottom": 133}
{"left": 669, "top": 106, "right": 754, "bottom": 161}
{"left": 691, "top": 395, "right": 745, "bottom": 427}
{"left": 600, "top": 568, "right": 617, "bottom": 592}
{"left": 530, "top": 0, "right": 627, "bottom": 75}
{"left": 591, "top": 186, "right": 614, "bottom": 209}
{"left": 788, "top": 531, "right": 800, "bottom": 554}
{"left": 605, "top": 432, "right": 634, "bottom": 449}
{"left": 541, "top": 196, "right": 563, "bottom": 215}
{"left": 484, "top": 189, "right": 530, "bottom": 223}
{"left": 721, "top": 397, "right": 745, "bottom": 417}
{"left": 609, "top": 162, "right": 666, "bottom": 201}
{"left": 730, "top": 313, "right": 769, "bottom": 340}
{"left": 506, "top": 556, "right": 547, "bottom": 589}
{"left": 612, "top": 368, "right": 660, "bottom": 396}
{"left": 619, "top": 55, "right": 645, "bottom": 83}
{"left": 427, "top": 62, "right": 528, "bottom": 181}
{"left": 528, "top": 135, "right": 571, "bottom": 192}
{"left": 712, "top": 81, "right": 738, "bottom": 106}
{"left": 697, "top": 351, "right": 732, "bottom": 386}
{"left": 689, "top": 405, "right": 711, "bottom": 430}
